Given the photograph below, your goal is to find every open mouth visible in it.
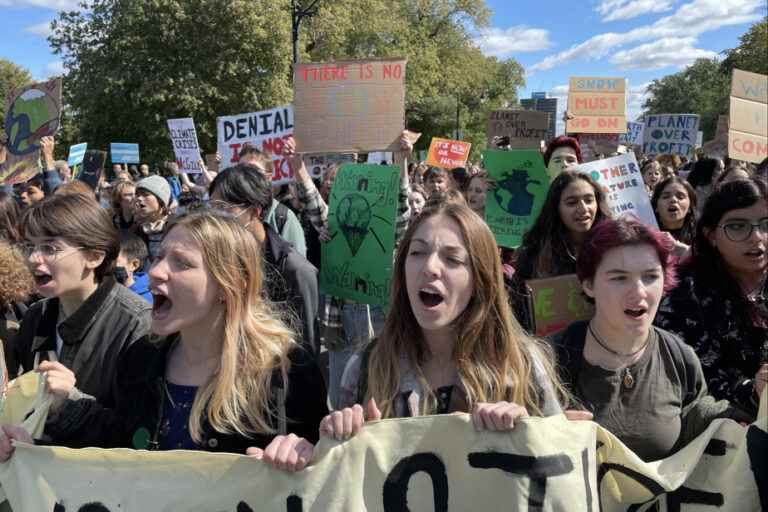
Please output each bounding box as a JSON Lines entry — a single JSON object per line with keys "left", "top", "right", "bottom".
{"left": 152, "top": 293, "right": 173, "bottom": 319}
{"left": 418, "top": 288, "right": 444, "bottom": 308}
{"left": 33, "top": 273, "right": 53, "bottom": 286}
{"left": 745, "top": 248, "right": 766, "bottom": 259}
{"left": 667, "top": 206, "right": 680, "bottom": 214}
{"left": 624, "top": 308, "right": 647, "bottom": 318}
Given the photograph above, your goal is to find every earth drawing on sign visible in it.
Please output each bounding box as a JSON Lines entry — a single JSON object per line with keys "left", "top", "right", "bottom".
{"left": 493, "top": 170, "right": 542, "bottom": 216}
{"left": 336, "top": 193, "right": 372, "bottom": 256}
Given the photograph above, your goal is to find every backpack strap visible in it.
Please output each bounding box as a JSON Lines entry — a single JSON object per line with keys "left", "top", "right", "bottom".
{"left": 275, "top": 202, "right": 289, "bottom": 235}
{"left": 355, "top": 339, "right": 378, "bottom": 405}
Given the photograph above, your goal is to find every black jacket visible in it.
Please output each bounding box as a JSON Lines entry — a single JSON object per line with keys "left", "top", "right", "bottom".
{"left": 9, "top": 277, "right": 151, "bottom": 410}
{"left": 263, "top": 225, "right": 320, "bottom": 356}
{"left": 46, "top": 336, "right": 329, "bottom": 454}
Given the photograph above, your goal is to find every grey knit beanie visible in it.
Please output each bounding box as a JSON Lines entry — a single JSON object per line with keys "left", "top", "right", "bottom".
{"left": 136, "top": 175, "right": 171, "bottom": 208}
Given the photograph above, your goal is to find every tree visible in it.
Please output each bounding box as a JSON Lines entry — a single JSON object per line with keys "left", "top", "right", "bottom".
{"left": 0, "top": 59, "right": 33, "bottom": 136}
{"left": 721, "top": 16, "right": 768, "bottom": 76}
{"left": 50, "top": 0, "right": 294, "bottom": 166}
{"left": 643, "top": 18, "right": 767, "bottom": 141}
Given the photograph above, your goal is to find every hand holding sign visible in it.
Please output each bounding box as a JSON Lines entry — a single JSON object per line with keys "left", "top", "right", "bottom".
{"left": 246, "top": 434, "right": 314, "bottom": 473}
{"left": 319, "top": 398, "right": 382, "bottom": 441}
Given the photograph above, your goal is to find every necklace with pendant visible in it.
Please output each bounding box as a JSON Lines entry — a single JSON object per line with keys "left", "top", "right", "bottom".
{"left": 589, "top": 323, "right": 648, "bottom": 390}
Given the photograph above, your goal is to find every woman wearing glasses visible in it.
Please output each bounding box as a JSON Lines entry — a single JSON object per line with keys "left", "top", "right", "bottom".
{"left": 7, "top": 193, "right": 151, "bottom": 427}
{"left": 655, "top": 178, "right": 768, "bottom": 418}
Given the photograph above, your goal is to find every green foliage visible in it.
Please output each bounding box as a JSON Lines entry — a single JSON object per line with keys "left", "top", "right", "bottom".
{"left": 0, "top": 59, "right": 33, "bottom": 136}
{"left": 49, "top": 0, "right": 523, "bottom": 164}
{"left": 643, "top": 17, "right": 767, "bottom": 141}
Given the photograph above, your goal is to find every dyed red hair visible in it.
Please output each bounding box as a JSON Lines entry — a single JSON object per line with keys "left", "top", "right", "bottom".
{"left": 543, "top": 136, "right": 583, "bottom": 167}
{"left": 576, "top": 218, "right": 677, "bottom": 293}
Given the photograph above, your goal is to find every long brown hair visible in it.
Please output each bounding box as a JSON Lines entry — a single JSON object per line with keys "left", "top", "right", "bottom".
{"left": 366, "top": 203, "right": 566, "bottom": 417}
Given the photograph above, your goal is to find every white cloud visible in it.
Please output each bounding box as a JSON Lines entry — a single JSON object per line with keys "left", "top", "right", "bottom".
{"left": 596, "top": 0, "right": 675, "bottom": 22}
{"left": 627, "top": 82, "right": 652, "bottom": 121}
{"left": 0, "top": 0, "right": 79, "bottom": 8}
{"left": 530, "top": 0, "right": 764, "bottom": 73}
{"left": 24, "top": 21, "right": 53, "bottom": 37}
{"left": 476, "top": 26, "right": 552, "bottom": 57}
{"left": 611, "top": 37, "right": 717, "bottom": 70}
{"left": 45, "top": 61, "right": 64, "bottom": 76}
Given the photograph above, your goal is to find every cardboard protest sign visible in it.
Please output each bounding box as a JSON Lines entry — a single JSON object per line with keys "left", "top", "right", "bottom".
{"left": 566, "top": 77, "right": 626, "bottom": 134}
{"left": 0, "top": 394, "right": 765, "bottom": 512}
{"left": 293, "top": 59, "right": 406, "bottom": 154}
{"left": 216, "top": 104, "right": 294, "bottom": 184}
{"left": 306, "top": 153, "right": 356, "bottom": 179}
{"left": 527, "top": 274, "right": 594, "bottom": 336}
{"left": 66, "top": 142, "right": 87, "bottom": 167}
{"left": 0, "top": 78, "right": 62, "bottom": 185}
{"left": 77, "top": 150, "right": 106, "bottom": 190}
{"left": 320, "top": 164, "right": 399, "bottom": 305}
{"left": 619, "top": 121, "right": 643, "bottom": 145}
{"left": 167, "top": 118, "right": 202, "bottom": 173}
{"left": 728, "top": 69, "right": 768, "bottom": 164}
{"left": 641, "top": 114, "right": 699, "bottom": 157}
{"left": 577, "top": 153, "right": 658, "bottom": 229}
{"left": 578, "top": 133, "right": 620, "bottom": 160}
{"left": 424, "top": 137, "right": 471, "bottom": 169}
{"left": 483, "top": 150, "right": 549, "bottom": 249}
{"left": 110, "top": 143, "right": 140, "bottom": 164}
{"left": 487, "top": 110, "right": 549, "bottom": 149}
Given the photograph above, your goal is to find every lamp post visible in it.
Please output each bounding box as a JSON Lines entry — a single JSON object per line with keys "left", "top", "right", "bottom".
{"left": 291, "top": 0, "right": 323, "bottom": 64}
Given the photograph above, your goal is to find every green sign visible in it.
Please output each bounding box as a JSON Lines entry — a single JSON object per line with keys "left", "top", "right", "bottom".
{"left": 483, "top": 149, "right": 549, "bottom": 248}
{"left": 320, "top": 164, "right": 400, "bottom": 305}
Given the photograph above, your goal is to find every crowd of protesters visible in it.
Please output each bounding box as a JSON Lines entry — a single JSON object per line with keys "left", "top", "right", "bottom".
{"left": 0, "top": 127, "right": 765, "bottom": 477}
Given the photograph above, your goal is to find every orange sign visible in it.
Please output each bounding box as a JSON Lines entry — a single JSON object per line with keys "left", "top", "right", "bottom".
{"left": 424, "top": 138, "right": 471, "bottom": 169}
{"left": 566, "top": 76, "right": 626, "bottom": 134}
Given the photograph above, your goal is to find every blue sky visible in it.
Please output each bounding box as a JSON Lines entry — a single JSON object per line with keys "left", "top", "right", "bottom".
{"left": 1, "top": 0, "right": 765, "bottom": 134}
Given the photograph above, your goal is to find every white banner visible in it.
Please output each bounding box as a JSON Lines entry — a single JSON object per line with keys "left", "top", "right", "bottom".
{"left": 167, "top": 118, "right": 202, "bottom": 173}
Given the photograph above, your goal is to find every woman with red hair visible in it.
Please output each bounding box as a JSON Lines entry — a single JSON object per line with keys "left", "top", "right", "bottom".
{"left": 550, "top": 218, "right": 751, "bottom": 461}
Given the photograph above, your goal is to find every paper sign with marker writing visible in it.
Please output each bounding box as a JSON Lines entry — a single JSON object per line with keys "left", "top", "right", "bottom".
{"left": 566, "top": 76, "right": 626, "bottom": 134}
{"left": 66, "top": 142, "right": 87, "bottom": 167}
{"left": 728, "top": 69, "right": 768, "bottom": 164}
{"left": 293, "top": 59, "right": 406, "bottom": 154}
{"left": 576, "top": 153, "right": 658, "bottom": 229}
{"left": 483, "top": 150, "right": 549, "bottom": 249}
{"left": 578, "top": 133, "right": 620, "bottom": 160}
{"left": 619, "top": 122, "right": 643, "bottom": 145}
{"left": 320, "top": 164, "right": 399, "bottom": 305}
{"left": 641, "top": 114, "right": 699, "bottom": 157}
{"left": 0, "top": 78, "right": 62, "bottom": 185}
{"left": 486, "top": 110, "right": 549, "bottom": 149}
{"left": 216, "top": 105, "right": 294, "bottom": 184}
{"left": 425, "top": 138, "right": 471, "bottom": 169}
{"left": 167, "top": 118, "right": 202, "bottom": 173}
{"left": 527, "top": 274, "right": 594, "bottom": 336}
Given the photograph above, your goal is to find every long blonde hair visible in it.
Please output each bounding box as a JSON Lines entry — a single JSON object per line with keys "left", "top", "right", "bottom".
{"left": 166, "top": 211, "right": 296, "bottom": 442}
{"left": 367, "top": 203, "right": 567, "bottom": 417}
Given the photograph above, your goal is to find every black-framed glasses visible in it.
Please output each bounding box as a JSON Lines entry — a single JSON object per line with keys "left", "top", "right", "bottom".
{"left": 719, "top": 219, "right": 768, "bottom": 242}
{"left": 21, "top": 242, "right": 83, "bottom": 262}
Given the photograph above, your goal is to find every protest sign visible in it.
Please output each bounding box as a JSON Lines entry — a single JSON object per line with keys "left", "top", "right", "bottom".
{"left": 424, "top": 137, "right": 471, "bottom": 169}
{"left": 77, "top": 150, "right": 106, "bottom": 190}
{"left": 728, "top": 69, "right": 768, "bottom": 164}
{"left": 366, "top": 151, "right": 392, "bottom": 165}
{"left": 66, "top": 143, "right": 87, "bottom": 167}
{"left": 619, "top": 121, "right": 643, "bottom": 145}
{"left": 577, "top": 133, "right": 620, "bottom": 160}
{"left": 216, "top": 104, "right": 294, "bottom": 184}
{"left": 110, "top": 143, "right": 140, "bottom": 164}
{"left": 320, "top": 164, "right": 399, "bottom": 305}
{"left": 306, "top": 153, "right": 356, "bottom": 179}
{"left": 641, "top": 114, "right": 699, "bottom": 158}
{"left": 486, "top": 110, "right": 549, "bottom": 149}
{"left": 293, "top": 59, "right": 406, "bottom": 154}
{"left": 0, "top": 78, "right": 62, "bottom": 185}
{"left": 483, "top": 150, "right": 549, "bottom": 248}
{"left": 566, "top": 77, "right": 626, "bottom": 134}
{"left": 0, "top": 394, "right": 765, "bottom": 512}
{"left": 527, "top": 274, "right": 594, "bottom": 336}
{"left": 696, "top": 130, "right": 703, "bottom": 148}
{"left": 167, "top": 118, "right": 202, "bottom": 173}
{"left": 576, "top": 153, "right": 658, "bottom": 229}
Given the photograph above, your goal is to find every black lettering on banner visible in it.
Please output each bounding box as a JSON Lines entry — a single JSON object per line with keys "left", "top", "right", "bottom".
{"left": 383, "top": 452, "right": 448, "bottom": 512}
{"left": 286, "top": 495, "right": 303, "bottom": 512}
{"left": 237, "top": 502, "right": 254, "bottom": 512}
{"left": 746, "top": 425, "right": 768, "bottom": 510}
{"left": 53, "top": 503, "right": 111, "bottom": 512}
{"left": 703, "top": 439, "right": 727, "bottom": 456}
{"left": 581, "top": 448, "right": 594, "bottom": 512}
{"left": 468, "top": 451, "right": 573, "bottom": 511}
{"left": 666, "top": 487, "right": 724, "bottom": 512}
{"left": 598, "top": 463, "right": 665, "bottom": 511}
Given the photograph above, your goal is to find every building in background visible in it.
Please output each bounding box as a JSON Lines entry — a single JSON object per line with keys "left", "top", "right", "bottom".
{"left": 521, "top": 92, "right": 557, "bottom": 143}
